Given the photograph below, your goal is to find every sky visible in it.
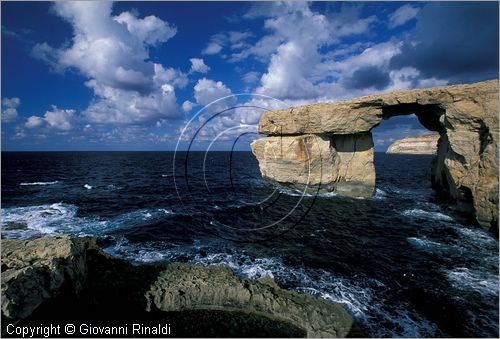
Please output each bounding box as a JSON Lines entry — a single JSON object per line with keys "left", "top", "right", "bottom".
{"left": 1, "top": 1, "right": 498, "bottom": 151}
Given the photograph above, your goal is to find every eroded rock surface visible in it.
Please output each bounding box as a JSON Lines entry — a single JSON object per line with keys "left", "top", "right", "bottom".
{"left": 251, "top": 80, "right": 499, "bottom": 230}
{"left": 386, "top": 134, "right": 439, "bottom": 154}
{"left": 1, "top": 235, "right": 87, "bottom": 320}
{"left": 251, "top": 133, "right": 374, "bottom": 197}
{"left": 1, "top": 236, "right": 355, "bottom": 337}
{"left": 147, "top": 263, "right": 354, "bottom": 338}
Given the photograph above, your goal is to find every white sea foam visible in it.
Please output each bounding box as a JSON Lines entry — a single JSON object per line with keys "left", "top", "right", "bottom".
{"left": 278, "top": 187, "right": 342, "bottom": 199}
{"left": 191, "top": 252, "right": 276, "bottom": 280}
{"left": 83, "top": 184, "right": 92, "bottom": 190}
{"left": 446, "top": 267, "right": 499, "bottom": 298}
{"left": 1, "top": 203, "right": 80, "bottom": 237}
{"left": 407, "top": 237, "right": 444, "bottom": 250}
{"left": 1, "top": 205, "right": 176, "bottom": 239}
{"left": 19, "top": 181, "right": 60, "bottom": 186}
{"left": 374, "top": 188, "right": 387, "bottom": 200}
{"left": 401, "top": 208, "right": 454, "bottom": 221}
{"left": 456, "top": 227, "right": 497, "bottom": 245}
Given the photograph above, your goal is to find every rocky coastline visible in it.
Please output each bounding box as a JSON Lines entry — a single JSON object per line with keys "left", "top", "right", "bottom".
{"left": 386, "top": 134, "right": 439, "bottom": 155}
{"left": 251, "top": 80, "right": 499, "bottom": 231}
{"left": 1, "top": 235, "right": 359, "bottom": 338}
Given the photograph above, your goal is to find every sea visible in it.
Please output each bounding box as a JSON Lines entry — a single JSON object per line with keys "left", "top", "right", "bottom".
{"left": 1, "top": 151, "right": 498, "bottom": 337}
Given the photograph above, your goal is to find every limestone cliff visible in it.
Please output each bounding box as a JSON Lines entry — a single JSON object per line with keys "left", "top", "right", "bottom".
{"left": 251, "top": 80, "right": 499, "bottom": 231}
{"left": 386, "top": 134, "right": 439, "bottom": 154}
{"left": 251, "top": 133, "right": 375, "bottom": 197}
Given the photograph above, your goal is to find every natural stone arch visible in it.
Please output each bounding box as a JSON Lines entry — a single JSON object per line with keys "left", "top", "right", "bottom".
{"left": 381, "top": 103, "right": 445, "bottom": 133}
{"left": 251, "top": 80, "right": 499, "bottom": 231}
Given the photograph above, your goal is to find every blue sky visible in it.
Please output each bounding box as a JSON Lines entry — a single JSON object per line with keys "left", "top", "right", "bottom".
{"left": 2, "top": 1, "right": 498, "bottom": 151}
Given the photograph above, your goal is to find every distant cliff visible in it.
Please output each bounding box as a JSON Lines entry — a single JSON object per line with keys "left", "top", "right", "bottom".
{"left": 386, "top": 134, "right": 439, "bottom": 154}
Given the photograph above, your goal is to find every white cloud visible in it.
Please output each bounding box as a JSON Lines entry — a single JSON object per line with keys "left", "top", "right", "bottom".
{"left": 202, "top": 42, "right": 223, "bottom": 55}
{"left": 242, "top": 71, "right": 260, "bottom": 84}
{"left": 24, "top": 105, "right": 77, "bottom": 131}
{"left": 189, "top": 58, "right": 210, "bottom": 73}
{"left": 25, "top": 116, "right": 44, "bottom": 128}
{"left": 249, "top": 3, "right": 382, "bottom": 101}
{"left": 257, "top": 41, "right": 319, "bottom": 99}
{"left": 1, "top": 97, "right": 20, "bottom": 122}
{"left": 194, "top": 78, "right": 235, "bottom": 110}
{"left": 182, "top": 100, "right": 195, "bottom": 113}
{"left": 388, "top": 4, "right": 420, "bottom": 29}
{"left": 113, "top": 11, "right": 176, "bottom": 45}
{"left": 153, "top": 63, "right": 188, "bottom": 89}
{"left": 84, "top": 79, "right": 180, "bottom": 124}
{"left": 33, "top": 2, "right": 182, "bottom": 125}
{"left": 44, "top": 106, "right": 76, "bottom": 131}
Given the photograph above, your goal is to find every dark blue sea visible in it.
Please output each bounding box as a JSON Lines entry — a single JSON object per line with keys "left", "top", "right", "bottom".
{"left": 1, "top": 151, "right": 498, "bottom": 337}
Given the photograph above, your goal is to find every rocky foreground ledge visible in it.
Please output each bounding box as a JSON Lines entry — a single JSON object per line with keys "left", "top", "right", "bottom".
{"left": 1, "top": 236, "right": 359, "bottom": 338}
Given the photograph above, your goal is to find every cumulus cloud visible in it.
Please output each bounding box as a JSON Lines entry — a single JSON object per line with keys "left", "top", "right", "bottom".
{"left": 257, "top": 41, "right": 320, "bottom": 99}
{"left": 2, "top": 97, "right": 20, "bottom": 122}
{"left": 250, "top": 3, "right": 381, "bottom": 100}
{"left": 194, "top": 78, "right": 234, "bottom": 108}
{"left": 238, "top": 2, "right": 458, "bottom": 103}
{"left": 388, "top": 4, "right": 420, "bottom": 28}
{"left": 44, "top": 106, "right": 76, "bottom": 131}
{"left": 153, "top": 63, "right": 188, "bottom": 89}
{"left": 390, "top": 2, "right": 499, "bottom": 83}
{"left": 182, "top": 100, "right": 195, "bottom": 113}
{"left": 189, "top": 58, "right": 210, "bottom": 73}
{"left": 23, "top": 105, "right": 76, "bottom": 131}
{"left": 113, "top": 11, "right": 176, "bottom": 45}
{"left": 179, "top": 78, "right": 241, "bottom": 142}
{"left": 33, "top": 2, "right": 182, "bottom": 125}
{"left": 25, "top": 116, "right": 44, "bottom": 128}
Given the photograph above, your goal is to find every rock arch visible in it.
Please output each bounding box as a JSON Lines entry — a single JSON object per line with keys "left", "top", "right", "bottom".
{"left": 251, "top": 80, "right": 499, "bottom": 231}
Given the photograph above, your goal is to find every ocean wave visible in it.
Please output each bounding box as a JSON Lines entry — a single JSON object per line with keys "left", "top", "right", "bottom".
{"left": 191, "top": 252, "right": 276, "bottom": 280}
{"left": 445, "top": 267, "right": 499, "bottom": 298}
{"left": 106, "top": 184, "right": 121, "bottom": 190}
{"left": 401, "top": 208, "right": 454, "bottom": 221}
{"left": 105, "top": 237, "right": 176, "bottom": 264}
{"left": 277, "top": 187, "right": 340, "bottom": 199}
{"left": 294, "top": 285, "right": 437, "bottom": 337}
{"left": 407, "top": 237, "right": 445, "bottom": 251}
{"left": 456, "top": 227, "right": 498, "bottom": 245}
{"left": 1, "top": 203, "right": 82, "bottom": 238}
{"left": 374, "top": 188, "right": 387, "bottom": 200}
{"left": 1, "top": 204, "right": 176, "bottom": 239}
{"left": 19, "top": 181, "right": 60, "bottom": 186}
{"left": 377, "top": 185, "right": 437, "bottom": 204}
